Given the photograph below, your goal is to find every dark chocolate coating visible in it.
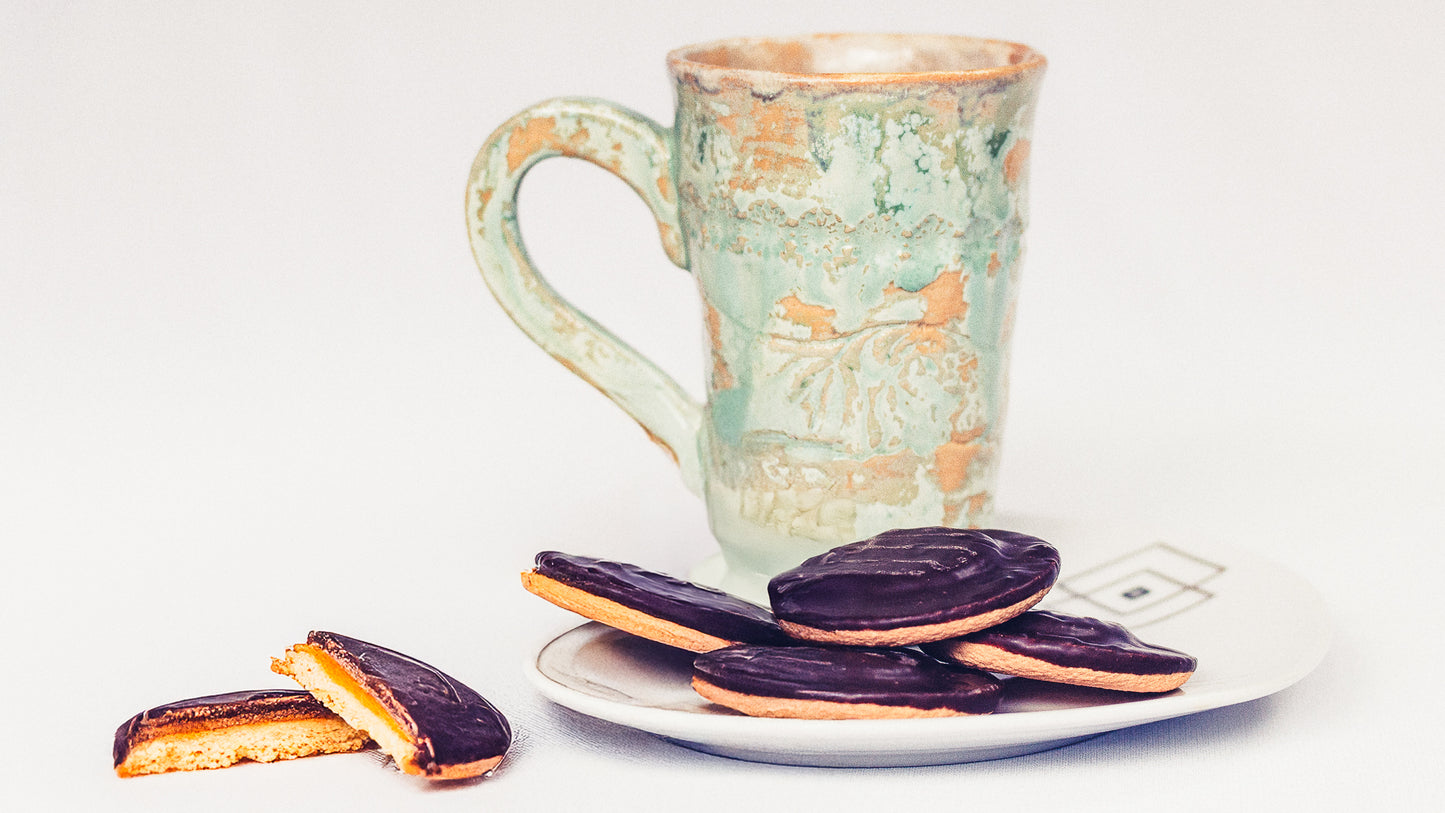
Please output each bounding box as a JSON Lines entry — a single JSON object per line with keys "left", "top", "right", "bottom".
{"left": 767, "top": 527, "right": 1061, "bottom": 631}
{"left": 694, "top": 645, "right": 1002, "bottom": 713}
{"left": 113, "top": 689, "right": 338, "bottom": 768}
{"left": 533, "top": 551, "right": 794, "bottom": 646}
{"left": 306, "top": 631, "right": 511, "bottom": 773}
{"left": 926, "top": 610, "right": 1198, "bottom": 675}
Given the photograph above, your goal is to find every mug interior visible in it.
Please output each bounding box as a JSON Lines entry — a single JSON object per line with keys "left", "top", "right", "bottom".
{"left": 669, "top": 33, "right": 1042, "bottom": 79}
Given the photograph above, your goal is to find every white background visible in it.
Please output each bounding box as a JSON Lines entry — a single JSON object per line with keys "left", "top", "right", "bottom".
{"left": 3, "top": 1, "right": 1442, "bottom": 809}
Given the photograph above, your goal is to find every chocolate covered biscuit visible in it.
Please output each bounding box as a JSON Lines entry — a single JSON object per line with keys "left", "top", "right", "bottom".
{"left": 924, "top": 610, "right": 1197, "bottom": 692}
{"left": 113, "top": 689, "right": 369, "bottom": 777}
{"left": 692, "top": 645, "right": 1003, "bottom": 719}
{"left": 522, "top": 551, "right": 793, "bottom": 652}
{"left": 272, "top": 631, "right": 510, "bottom": 780}
{"left": 768, "top": 527, "right": 1061, "bottom": 646}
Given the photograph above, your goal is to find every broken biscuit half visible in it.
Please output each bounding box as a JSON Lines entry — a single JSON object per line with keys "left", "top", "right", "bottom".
{"left": 113, "top": 689, "right": 369, "bottom": 777}
{"left": 272, "top": 631, "right": 510, "bottom": 780}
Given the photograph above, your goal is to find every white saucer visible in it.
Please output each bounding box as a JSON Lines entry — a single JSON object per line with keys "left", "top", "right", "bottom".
{"left": 525, "top": 528, "right": 1329, "bottom": 767}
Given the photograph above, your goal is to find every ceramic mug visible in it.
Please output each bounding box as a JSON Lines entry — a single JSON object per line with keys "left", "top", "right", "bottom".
{"left": 468, "top": 33, "right": 1046, "bottom": 599}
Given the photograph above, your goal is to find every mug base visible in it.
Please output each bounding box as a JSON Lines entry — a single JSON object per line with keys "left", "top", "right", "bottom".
{"left": 687, "top": 552, "right": 771, "bottom": 606}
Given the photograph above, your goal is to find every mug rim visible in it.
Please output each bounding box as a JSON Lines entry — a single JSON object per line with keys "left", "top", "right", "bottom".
{"left": 666, "top": 32, "right": 1046, "bottom": 86}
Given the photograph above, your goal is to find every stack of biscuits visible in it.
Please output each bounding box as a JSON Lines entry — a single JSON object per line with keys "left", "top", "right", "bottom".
{"left": 523, "top": 527, "right": 1197, "bottom": 719}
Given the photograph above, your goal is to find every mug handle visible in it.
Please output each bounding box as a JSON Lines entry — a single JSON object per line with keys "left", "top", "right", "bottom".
{"left": 466, "top": 97, "right": 703, "bottom": 495}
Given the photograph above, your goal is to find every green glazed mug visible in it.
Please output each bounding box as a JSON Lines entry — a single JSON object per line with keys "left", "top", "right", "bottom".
{"left": 467, "top": 33, "right": 1046, "bottom": 599}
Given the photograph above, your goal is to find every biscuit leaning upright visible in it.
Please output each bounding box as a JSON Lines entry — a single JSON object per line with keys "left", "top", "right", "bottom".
{"left": 273, "top": 631, "right": 511, "bottom": 780}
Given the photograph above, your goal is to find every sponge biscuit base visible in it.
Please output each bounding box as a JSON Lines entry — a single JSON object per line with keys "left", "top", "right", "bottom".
{"left": 692, "top": 678, "right": 986, "bottom": 719}
{"left": 930, "top": 640, "right": 1195, "bottom": 693}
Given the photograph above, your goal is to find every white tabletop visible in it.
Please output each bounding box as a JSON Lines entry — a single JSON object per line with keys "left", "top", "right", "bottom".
{"left": 4, "top": 2, "right": 1442, "bottom": 810}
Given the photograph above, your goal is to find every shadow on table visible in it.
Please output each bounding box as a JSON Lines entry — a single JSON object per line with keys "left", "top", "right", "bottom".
{"left": 979, "top": 692, "right": 1284, "bottom": 769}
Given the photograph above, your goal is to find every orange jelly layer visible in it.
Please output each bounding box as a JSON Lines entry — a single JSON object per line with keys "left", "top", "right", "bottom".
{"left": 293, "top": 644, "right": 413, "bottom": 752}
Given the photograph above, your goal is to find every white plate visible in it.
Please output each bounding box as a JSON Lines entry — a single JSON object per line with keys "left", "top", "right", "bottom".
{"left": 525, "top": 527, "right": 1329, "bottom": 767}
